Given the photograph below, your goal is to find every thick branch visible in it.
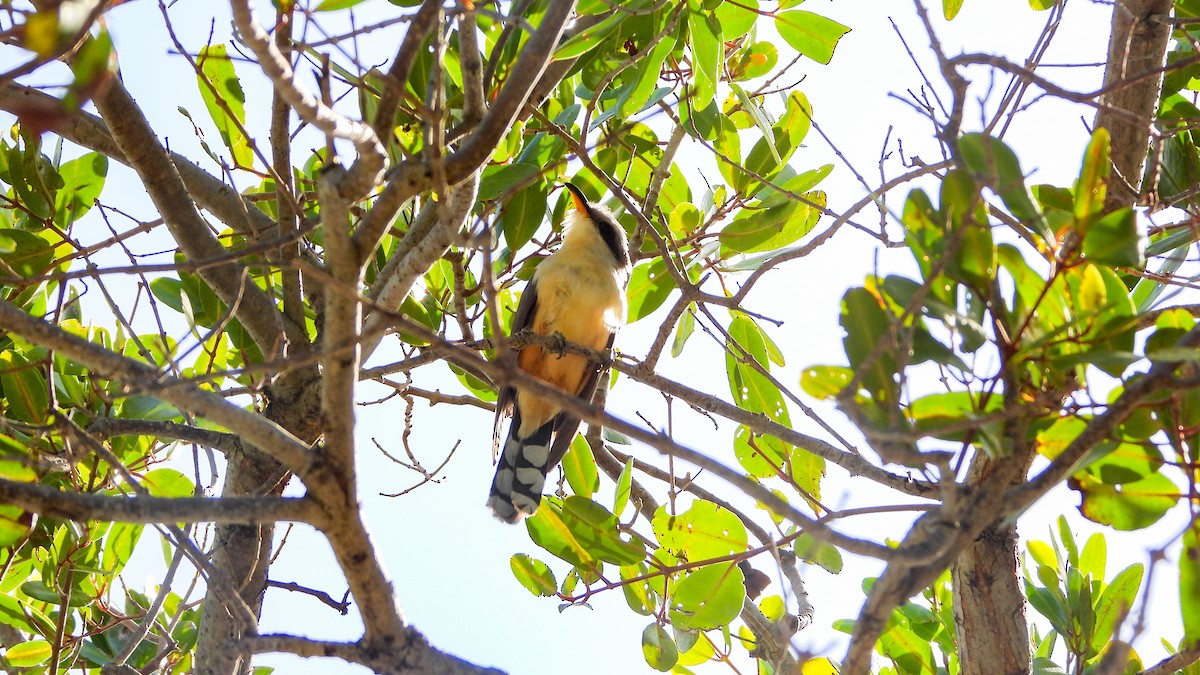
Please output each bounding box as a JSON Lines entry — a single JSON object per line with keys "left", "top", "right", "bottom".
{"left": 0, "top": 299, "right": 316, "bottom": 475}
{"left": 369, "top": 0, "right": 441, "bottom": 143}
{"left": 91, "top": 81, "right": 296, "bottom": 353}
{"left": 88, "top": 418, "right": 242, "bottom": 455}
{"left": 236, "top": 634, "right": 503, "bottom": 675}
{"left": 0, "top": 479, "right": 317, "bottom": 525}
{"left": 0, "top": 84, "right": 278, "bottom": 238}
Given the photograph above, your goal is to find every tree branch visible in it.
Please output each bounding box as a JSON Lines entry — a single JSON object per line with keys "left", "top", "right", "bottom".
{"left": 229, "top": 0, "right": 385, "bottom": 199}
{"left": 0, "top": 478, "right": 318, "bottom": 524}
{"left": 0, "top": 299, "right": 317, "bottom": 476}
{"left": 91, "top": 80, "right": 299, "bottom": 353}
{"left": 0, "top": 83, "right": 279, "bottom": 239}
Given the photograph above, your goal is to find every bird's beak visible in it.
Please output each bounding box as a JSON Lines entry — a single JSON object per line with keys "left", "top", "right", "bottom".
{"left": 563, "top": 182, "right": 589, "bottom": 214}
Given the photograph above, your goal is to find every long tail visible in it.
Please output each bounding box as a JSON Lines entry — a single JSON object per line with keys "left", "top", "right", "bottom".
{"left": 486, "top": 417, "right": 554, "bottom": 523}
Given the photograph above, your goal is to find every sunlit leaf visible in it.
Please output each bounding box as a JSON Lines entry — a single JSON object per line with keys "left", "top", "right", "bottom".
{"left": 652, "top": 500, "right": 747, "bottom": 561}
{"left": 687, "top": 4, "right": 722, "bottom": 110}
{"left": 510, "top": 554, "right": 557, "bottom": 597}
{"left": 774, "top": 10, "right": 851, "bottom": 65}
{"left": 668, "top": 563, "right": 745, "bottom": 630}
{"left": 1182, "top": 525, "right": 1200, "bottom": 648}
{"left": 1074, "top": 471, "right": 1178, "bottom": 530}
{"left": 642, "top": 623, "right": 678, "bottom": 671}
{"left": 563, "top": 434, "right": 599, "bottom": 500}
{"left": 196, "top": 45, "right": 253, "bottom": 168}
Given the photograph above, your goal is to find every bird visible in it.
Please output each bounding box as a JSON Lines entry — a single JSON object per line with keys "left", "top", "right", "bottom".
{"left": 486, "top": 182, "right": 631, "bottom": 524}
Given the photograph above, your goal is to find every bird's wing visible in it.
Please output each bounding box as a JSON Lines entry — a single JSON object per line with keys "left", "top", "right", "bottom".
{"left": 493, "top": 278, "right": 540, "bottom": 458}
{"left": 545, "top": 330, "right": 617, "bottom": 472}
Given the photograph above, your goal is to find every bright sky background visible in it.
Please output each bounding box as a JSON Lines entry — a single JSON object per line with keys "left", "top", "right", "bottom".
{"left": 2, "top": 0, "right": 1194, "bottom": 673}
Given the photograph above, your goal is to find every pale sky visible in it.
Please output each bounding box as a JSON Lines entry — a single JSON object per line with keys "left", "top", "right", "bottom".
{"left": 1, "top": 0, "right": 1192, "bottom": 673}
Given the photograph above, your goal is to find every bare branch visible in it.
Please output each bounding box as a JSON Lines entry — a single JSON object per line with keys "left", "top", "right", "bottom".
{"left": 229, "top": 0, "right": 385, "bottom": 199}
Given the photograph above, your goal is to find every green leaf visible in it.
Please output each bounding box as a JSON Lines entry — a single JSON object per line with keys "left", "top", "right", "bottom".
{"left": 1028, "top": 583, "right": 1072, "bottom": 637}
{"left": 1076, "top": 471, "right": 1179, "bottom": 530}
{"left": 732, "top": 425, "right": 788, "bottom": 478}
{"left": 4, "top": 640, "right": 52, "bottom": 667}
{"left": 1080, "top": 441, "right": 1162, "bottom": 485}
{"left": 668, "top": 203, "right": 702, "bottom": 240}
{"left": 734, "top": 91, "right": 814, "bottom": 195}
{"left": 774, "top": 10, "right": 851, "bottom": 65}
{"left": 65, "top": 29, "right": 115, "bottom": 111}
{"left": 1092, "top": 563, "right": 1143, "bottom": 654}
{"left": 560, "top": 496, "right": 645, "bottom": 566}
{"left": 619, "top": 37, "right": 674, "bottom": 118}
{"left": 101, "top": 522, "right": 143, "bottom": 577}
{"left": 670, "top": 304, "right": 696, "bottom": 358}
{"left": 0, "top": 594, "right": 35, "bottom": 633}
{"left": 1182, "top": 524, "right": 1200, "bottom": 648}
{"left": 1075, "top": 127, "right": 1110, "bottom": 222}
{"left": 499, "top": 181, "right": 548, "bottom": 252}
{"left": 316, "top": 0, "right": 366, "bottom": 9}
{"left": 652, "top": 500, "right": 747, "bottom": 561}
{"left": 800, "top": 365, "right": 853, "bottom": 399}
{"left": 196, "top": 45, "right": 253, "bottom": 168}
{"left": 0, "top": 351, "right": 49, "bottom": 425}
{"left": 715, "top": 0, "right": 758, "bottom": 39}
{"left": 0, "top": 228, "right": 55, "bottom": 278}
{"left": 0, "top": 505, "right": 29, "bottom": 548}
{"left": 793, "top": 532, "right": 843, "bottom": 574}
{"left": 620, "top": 562, "right": 658, "bottom": 616}
{"left": 478, "top": 163, "right": 541, "bottom": 202}
{"left": 732, "top": 83, "right": 780, "bottom": 166}
{"left": 732, "top": 40, "right": 778, "bottom": 81}
{"left": 878, "top": 619, "right": 936, "bottom": 674}
{"left": 1027, "top": 540, "right": 1059, "bottom": 569}
{"left": 142, "top": 468, "right": 194, "bottom": 498}
{"left": 526, "top": 498, "right": 598, "bottom": 571}
{"left": 1078, "top": 533, "right": 1107, "bottom": 581}
{"left": 626, "top": 258, "right": 674, "bottom": 322}
{"left": 555, "top": 12, "right": 623, "bottom": 60}
{"left": 54, "top": 152, "right": 107, "bottom": 227}
{"left": 1083, "top": 207, "right": 1142, "bottom": 267}
{"left": 720, "top": 190, "right": 824, "bottom": 255}
{"left": 943, "top": 0, "right": 964, "bottom": 19}
{"left": 614, "top": 458, "right": 634, "bottom": 519}
{"left": 562, "top": 434, "right": 599, "bottom": 500}
{"left": 725, "top": 315, "right": 790, "bottom": 424}
{"left": 669, "top": 563, "right": 745, "bottom": 630}
{"left": 510, "top": 554, "right": 557, "bottom": 597}
{"left": 1058, "top": 515, "right": 1078, "bottom": 568}
{"left": 687, "top": 4, "right": 722, "bottom": 110}
{"left": 642, "top": 623, "right": 679, "bottom": 671}
{"left": 841, "top": 287, "right": 898, "bottom": 403}
{"left": 959, "top": 132, "right": 1046, "bottom": 236}
{"left": 941, "top": 169, "right": 995, "bottom": 289}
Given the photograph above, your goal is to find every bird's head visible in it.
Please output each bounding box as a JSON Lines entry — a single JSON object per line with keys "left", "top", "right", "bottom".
{"left": 562, "top": 182, "right": 630, "bottom": 269}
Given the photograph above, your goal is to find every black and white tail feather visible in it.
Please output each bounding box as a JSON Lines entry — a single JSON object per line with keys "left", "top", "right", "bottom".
{"left": 486, "top": 343, "right": 609, "bottom": 523}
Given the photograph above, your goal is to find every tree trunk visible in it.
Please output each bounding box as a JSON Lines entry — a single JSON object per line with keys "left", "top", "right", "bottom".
{"left": 951, "top": 447, "right": 1037, "bottom": 675}
{"left": 195, "top": 367, "right": 323, "bottom": 675}
{"left": 1095, "top": 0, "right": 1174, "bottom": 211}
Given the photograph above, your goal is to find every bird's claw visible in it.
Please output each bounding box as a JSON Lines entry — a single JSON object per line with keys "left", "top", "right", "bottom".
{"left": 548, "top": 331, "right": 569, "bottom": 358}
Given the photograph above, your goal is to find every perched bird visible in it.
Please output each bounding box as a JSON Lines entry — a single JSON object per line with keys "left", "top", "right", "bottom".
{"left": 487, "top": 183, "right": 631, "bottom": 523}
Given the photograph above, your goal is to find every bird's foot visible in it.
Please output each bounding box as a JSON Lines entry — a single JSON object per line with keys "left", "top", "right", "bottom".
{"left": 548, "top": 331, "right": 569, "bottom": 358}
